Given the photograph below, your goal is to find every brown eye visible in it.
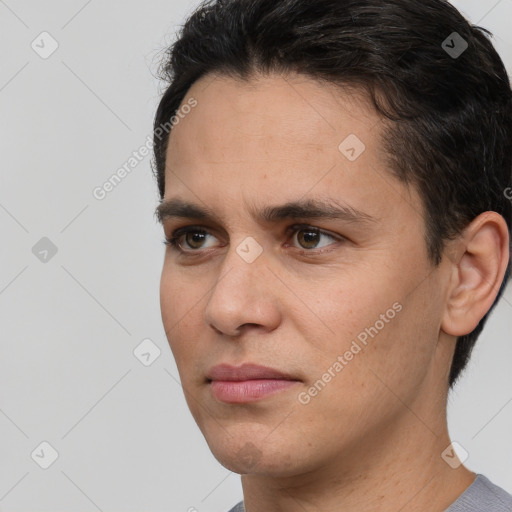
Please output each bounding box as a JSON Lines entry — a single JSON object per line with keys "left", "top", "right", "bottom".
{"left": 184, "top": 231, "right": 208, "bottom": 249}
{"left": 292, "top": 227, "right": 338, "bottom": 250}
{"left": 165, "top": 228, "right": 218, "bottom": 252}
{"left": 296, "top": 228, "right": 321, "bottom": 249}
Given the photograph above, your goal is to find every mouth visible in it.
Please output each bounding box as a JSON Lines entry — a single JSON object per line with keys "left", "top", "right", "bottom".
{"left": 206, "top": 363, "right": 301, "bottom": 403}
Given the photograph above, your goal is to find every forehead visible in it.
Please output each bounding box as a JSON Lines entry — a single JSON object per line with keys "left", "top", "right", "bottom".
{"left": 163, "top": 72, "right": 419, "bottom": 227}
{"left": 167, "top": 72, "right": 379, "bottom": 165}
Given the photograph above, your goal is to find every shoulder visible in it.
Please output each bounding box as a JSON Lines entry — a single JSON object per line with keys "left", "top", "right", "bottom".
{"left": 225, "top": 477, "right": 512, "bottom": 512}
{"left": 226, "top": 501, "right": 245, "bottom": 512}
{"left": 445, "top": 474, "right": 512, "bottom": 512}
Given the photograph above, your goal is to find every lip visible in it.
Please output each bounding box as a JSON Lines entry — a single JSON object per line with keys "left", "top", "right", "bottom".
{"left": 206, "top": 363, "right": 300, "bottom": 403}
{"left": 207, "top": 363, "right": 297, "bottom": 381}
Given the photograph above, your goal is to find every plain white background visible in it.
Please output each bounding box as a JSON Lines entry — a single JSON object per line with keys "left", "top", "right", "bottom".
{"left": 0, "top": 0, "right": 511, "bottom": 510}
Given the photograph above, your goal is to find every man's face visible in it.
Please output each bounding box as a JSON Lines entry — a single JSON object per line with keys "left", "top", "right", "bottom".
{"left": 159, "top": 73, "right": 451, "bottom": 476}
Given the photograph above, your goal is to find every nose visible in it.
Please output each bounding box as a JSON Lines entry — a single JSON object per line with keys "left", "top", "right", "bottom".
{"left": 203, "top": 240, "right": 282, "bottom": 337}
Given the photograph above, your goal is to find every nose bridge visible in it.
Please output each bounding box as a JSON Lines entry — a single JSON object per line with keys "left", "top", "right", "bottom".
{"left": 204, "top": 235, "right": 280, "bottom": 335}
{"left": 216, "top": 232, "right": 267, "bottom": 291}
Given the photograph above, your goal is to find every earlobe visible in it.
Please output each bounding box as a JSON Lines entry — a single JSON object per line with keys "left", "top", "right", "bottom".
{"left": 441, "top": 212, "right": 510, "bottom": 337}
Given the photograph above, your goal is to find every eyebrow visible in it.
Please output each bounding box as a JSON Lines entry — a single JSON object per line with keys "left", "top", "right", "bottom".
{"left": 155, "top": 197, "right": 378, "bottom": 227}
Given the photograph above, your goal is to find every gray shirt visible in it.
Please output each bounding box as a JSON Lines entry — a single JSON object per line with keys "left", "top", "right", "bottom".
{"left": 227, "top": 474, "right": 512, "bottom": 512}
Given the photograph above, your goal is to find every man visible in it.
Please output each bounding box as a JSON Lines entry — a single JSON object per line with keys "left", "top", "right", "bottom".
{"left": 152, "top": 0, "right": 512, "bottom": 510}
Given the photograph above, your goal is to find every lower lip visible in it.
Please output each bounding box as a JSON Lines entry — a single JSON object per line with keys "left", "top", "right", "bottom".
{"left": 209, "top": 379, "right": 299, "bottom": 403}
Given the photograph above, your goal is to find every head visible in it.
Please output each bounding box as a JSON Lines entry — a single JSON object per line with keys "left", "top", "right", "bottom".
{"left": 153, "top": 0, "right": 511, "bottom": 475}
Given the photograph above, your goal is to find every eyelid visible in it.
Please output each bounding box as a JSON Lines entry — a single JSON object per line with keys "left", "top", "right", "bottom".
{"left": 285, "top": 223, "right": 340, "bottom": 238}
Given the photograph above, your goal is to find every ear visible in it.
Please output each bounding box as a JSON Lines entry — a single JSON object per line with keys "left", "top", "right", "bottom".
{"left": 442, "top": 212, "right": 510, "bottom": 337}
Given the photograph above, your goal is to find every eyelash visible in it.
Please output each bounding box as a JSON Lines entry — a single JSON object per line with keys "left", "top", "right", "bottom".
{"left": 162, "top": 225, "right": 344, "bottom": 256}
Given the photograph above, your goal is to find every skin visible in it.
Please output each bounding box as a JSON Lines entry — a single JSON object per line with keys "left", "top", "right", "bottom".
{"left": 157, "top": 72, "right": 510, "bottom": 512}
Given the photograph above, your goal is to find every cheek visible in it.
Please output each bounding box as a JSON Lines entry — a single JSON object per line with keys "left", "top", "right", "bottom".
{"left": 340, "top": 281, "right": 442, "bottom": 404}
{"left": 301, "top": 275, "right": 396, "bottom": 358}
{"left": 159, "top": 268, "right": 177, "bottom": 333}
{"left": 159, "top": 266, "right": 199, "bottom": 360}
{"left": 298, "top": 266, "right": 438, "bottom": 396}
{"left": 160, "top": 262, "right": 202, "bottom": 324}
{"left": 295, "top": 303, "right": 430, "bottom": 441}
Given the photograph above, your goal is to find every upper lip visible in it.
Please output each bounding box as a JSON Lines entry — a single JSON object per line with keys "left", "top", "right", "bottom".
{"left": 206, "top": 363, "right": 298, "bottom": 382}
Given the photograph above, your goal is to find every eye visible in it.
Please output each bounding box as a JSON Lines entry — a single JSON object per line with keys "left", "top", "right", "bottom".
{"left": 163, "top": 225, "right": 343, "bottom": 254}
{"left": 164, "top": 227, "right": 219, "bottom": 252}
{"left": 287, "top": 225, "right": 341, "bottom": 251}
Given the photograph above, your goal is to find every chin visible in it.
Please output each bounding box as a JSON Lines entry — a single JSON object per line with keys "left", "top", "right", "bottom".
{"left": 204, "top": 430, "right": 306, "bottom": 476}
{"left": 214, "top": 449, "right": 299, "bottom": 476}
